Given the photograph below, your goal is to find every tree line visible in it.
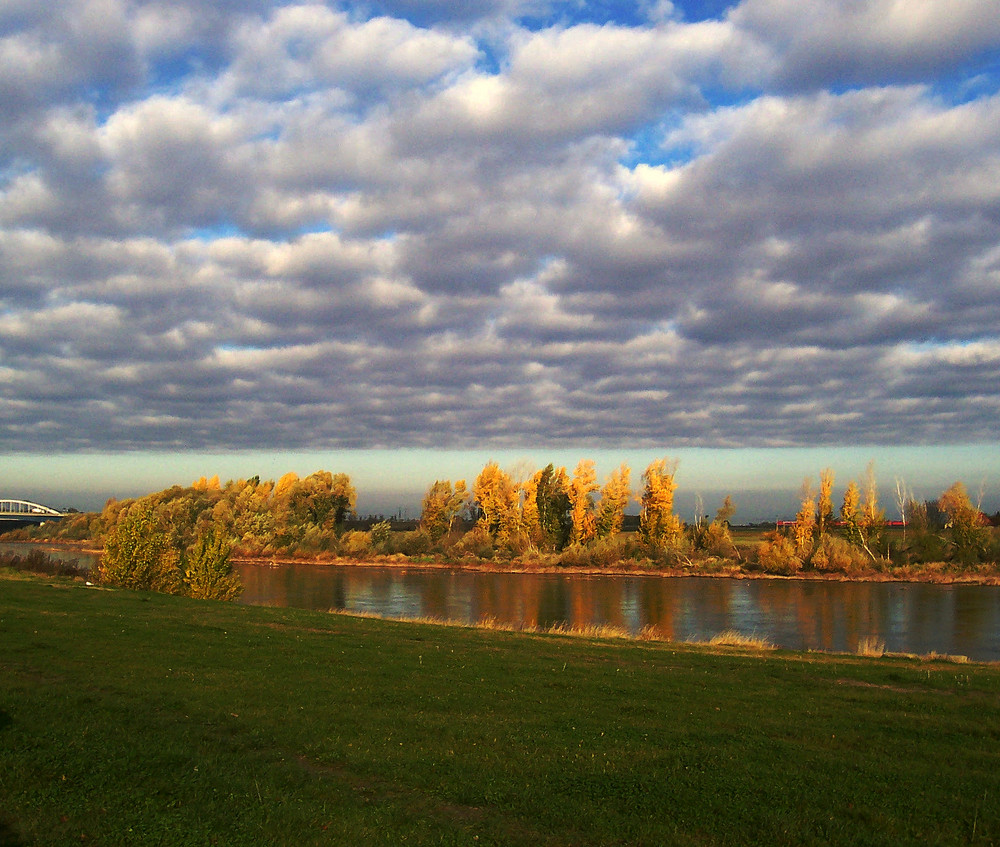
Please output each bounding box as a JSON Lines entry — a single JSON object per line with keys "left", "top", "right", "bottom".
{"left": 11, "top": 459, "right": 999, "bottom": 598}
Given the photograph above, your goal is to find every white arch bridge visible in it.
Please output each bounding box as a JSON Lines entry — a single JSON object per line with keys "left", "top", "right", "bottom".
{"left": 0, "top": 500, "right": 66, "bottom": 525}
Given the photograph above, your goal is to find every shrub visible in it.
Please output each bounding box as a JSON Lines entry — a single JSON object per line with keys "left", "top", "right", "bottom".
{"left": 810, "top": 534, "right": 868, "bottom": 573}
{"left": 755, "top": 531, "right": 802, "bottom": 575}
{"left": 699, "top": 521, "right": 737, "bottom": 558}
{"left": 389, "top": 530, "right": 432, "bottom": 557}
{"left": 369, "top": 520, "right": 393, "bottom": 550}
{"left": 556, "top": 538, "right": 629, "bottom": 569}
{"left": 454, "top": 526, "right": 494, "bottom": 559}
{"left": 339, "top": 530, "right": 372, "bottom": 557}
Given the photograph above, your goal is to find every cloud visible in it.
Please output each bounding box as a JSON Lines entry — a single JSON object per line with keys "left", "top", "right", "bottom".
{"left": 731, "top": 0, "right": 1000, "bottom": 88}
{"left": 1, "top": 1, "right": 998, "bottom": 453}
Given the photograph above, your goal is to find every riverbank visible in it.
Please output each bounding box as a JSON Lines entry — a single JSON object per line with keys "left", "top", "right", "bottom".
{"left": 3, "top": 570, "right": 999, "bottom": 846}
{"left": 232, "top": 552, "right": 1000, "bottom": 584}
{"left": 4, "top": 535, "right": 1000, "bottom": 585}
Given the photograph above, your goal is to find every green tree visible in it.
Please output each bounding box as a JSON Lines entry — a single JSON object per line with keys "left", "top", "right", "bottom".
{"left": 183, "top": 530, "right": 242, "bottom": 601}
{"left": 98, "top": 501, "right": 181, "bottom": 593}
{"left": 533, "top": 464, "right": 571, "bottom": 551}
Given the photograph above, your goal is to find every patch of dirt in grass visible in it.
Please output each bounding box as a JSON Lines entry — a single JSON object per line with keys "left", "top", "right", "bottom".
{"left": 834, "top": 678, "right": 941, "bottom": 695}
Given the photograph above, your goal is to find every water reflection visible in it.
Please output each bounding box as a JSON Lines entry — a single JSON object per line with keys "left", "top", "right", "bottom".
{"left": 235, "top": 562, "right": 1000, "bottom": 662}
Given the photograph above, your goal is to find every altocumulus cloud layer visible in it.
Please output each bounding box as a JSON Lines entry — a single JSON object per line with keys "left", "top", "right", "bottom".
{"left": 2, "top": 0, "right": 999, "bottom": 451}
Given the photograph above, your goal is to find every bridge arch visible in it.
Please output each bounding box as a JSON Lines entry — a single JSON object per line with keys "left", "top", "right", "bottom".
{"left": 0, "top": 500, "right": 64, "bottom": 518}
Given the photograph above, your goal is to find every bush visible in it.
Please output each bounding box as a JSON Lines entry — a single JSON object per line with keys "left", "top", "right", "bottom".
{"left": 810, "top": 534, "right": 868, "bottom": 573}
{"left": 388, "top": 530, "right": 432, "bottom": 557}
{"left": 755, "top": 532, "right": 802, "bottom": 575}
{"left": 556, "top": 538, "right": 630, "bottom": 569}
{"left": 339, "top": 530, "right": 372, "bottom": 557}
{"left": 454, "top": 526, "right": 494, "bottom": 559}
{"left": 369, "top": 521, "right": 393, "bottom": 550}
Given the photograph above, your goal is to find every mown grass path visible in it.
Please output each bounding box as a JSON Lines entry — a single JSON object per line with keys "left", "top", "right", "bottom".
{"left": 1, "top": 571, "right": 999, "bottom": 845}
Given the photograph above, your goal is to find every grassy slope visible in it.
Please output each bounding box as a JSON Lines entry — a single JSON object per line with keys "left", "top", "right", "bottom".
{"left": 1, "top": 571, "right": 999, "bottom": 847}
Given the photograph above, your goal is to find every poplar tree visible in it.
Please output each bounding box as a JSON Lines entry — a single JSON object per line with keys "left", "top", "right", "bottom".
{"left": 473, "top": 462, "right": 521, "bottom": 545}
{"left": 793, "top": 479, "right": 816, "bottom": 553}
{"left": 596, "top": 463, "right": 631, "bottom": 540}
{"left": 817, "top": 468, "right": 835, "bottom": 536}
{"left": 638, "top": 458, "right": 683, "bottom": 549}
{"left": 568, "top": 459, "right": 599, "bottom": 546}
{"left": 533, "top": 464, "right": 571, "bottom": 551}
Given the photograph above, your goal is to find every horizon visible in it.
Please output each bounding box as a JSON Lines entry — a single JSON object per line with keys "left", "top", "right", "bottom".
{"left": 6, "top": 445, "right": 999, "bottom": 523}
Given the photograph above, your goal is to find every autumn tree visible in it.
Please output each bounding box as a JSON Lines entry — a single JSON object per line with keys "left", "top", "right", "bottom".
{"left": 520, "top": 472, "right": 541, "bottom": 544}
{"left": 473, "top": 462, "right": 522, "bottom": 546}
{"left": 841, "top": 480, "right": 862, "bottom": 545}
{"left": 217, "top": 476, "right": 276, "bottom": 550}
{"left": 938, "top": 481, "right": 990, "bottom": 563}
{"left": 860, "top": 461, "right": 885, "bottom": 547}
{"left": 420, "top": 479, "right": 469, "bottom": 542}
{"left": 567, "top": 460, "right": 599, "bottom": 546}
{"left": 595, "top": 463, "right": 631, "bottom": 540}
{"left": 282, "top": 471, "right": 356, "bottom": 531}
{"left": 817, "top": 468, "right": 835, "bottom": 536}
{"left": 695, "top": 495, "right": 737, "bottom": 557}
{"left": 793, "top": 479, "right": 817, "bottom": 553}
{"left": 638, "top": 458, "right": 683, "bottom": 549}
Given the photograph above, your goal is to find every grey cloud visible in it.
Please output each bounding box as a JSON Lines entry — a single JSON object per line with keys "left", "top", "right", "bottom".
{"left": 730, "top": 0, "right": 1000, "bottom": 89}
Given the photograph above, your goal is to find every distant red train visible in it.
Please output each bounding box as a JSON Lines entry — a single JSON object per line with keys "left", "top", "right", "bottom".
{"left": 775, "top": 520, "right": 907, "bottom": 528}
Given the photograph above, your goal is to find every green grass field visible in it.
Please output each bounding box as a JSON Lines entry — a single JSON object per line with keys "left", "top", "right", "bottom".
{"left": 2, "top": 570, "right": 999, "bottom": 846}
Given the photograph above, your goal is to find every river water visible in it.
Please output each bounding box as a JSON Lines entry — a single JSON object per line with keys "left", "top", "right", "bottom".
{"left": 5, "top": 542, "right": 999, "bottom": 661}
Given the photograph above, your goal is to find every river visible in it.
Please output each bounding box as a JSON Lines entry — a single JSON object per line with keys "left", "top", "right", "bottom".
{"left": 5, "top": 542, "right": 999, "bottom": 661}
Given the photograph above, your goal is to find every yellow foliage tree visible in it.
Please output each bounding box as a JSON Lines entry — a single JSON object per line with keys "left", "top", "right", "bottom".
{"left": 473, "top": 462, "right": 521, "bottom": 546}
{"left": 420, "top": 479, "right": 469, "bottom": 541}
{"left": 568, "top": 460, "right": 599, "bottom": 546}
{"left": 793, "top": 480, "right": 816, "bottom": 553}
{"left": 596, "top": 463, "right": 631, "bottom": 540}
{"left": 938, "top": 481, "right": 990, "bottom": 563}
{"left": 638, "top": 458, "right": 683, "bottom": 549}
{"left": 817, "top": 468, "right": 835, "bottom": 536}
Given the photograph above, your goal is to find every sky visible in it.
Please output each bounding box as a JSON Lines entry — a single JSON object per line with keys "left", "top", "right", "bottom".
{"left": 2, "top": 0, "right": 1000, "bottom": 519}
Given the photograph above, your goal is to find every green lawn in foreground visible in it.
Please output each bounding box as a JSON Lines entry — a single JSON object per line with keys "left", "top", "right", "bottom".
{"left": 1, "top": 571, "right": 999, "bottom": 846}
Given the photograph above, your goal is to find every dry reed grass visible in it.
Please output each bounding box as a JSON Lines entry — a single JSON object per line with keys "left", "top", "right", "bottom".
{"left": 327, "top": 608, "right": 787, "bottom": 653}
{"left": 707, "top": 630, "right": 775, "bottom": 650}
{"left": 855, "top": 637, "right": 886, "bottom": 657}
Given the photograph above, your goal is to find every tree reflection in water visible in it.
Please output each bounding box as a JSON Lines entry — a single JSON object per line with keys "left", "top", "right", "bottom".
{"left": 234, "top": 563, "right": 1000, "bottom": 661}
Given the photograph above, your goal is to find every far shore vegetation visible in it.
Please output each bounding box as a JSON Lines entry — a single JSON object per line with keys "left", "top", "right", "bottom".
{"left": 6, "top": 460, "right": 1000, "bottom": 599}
